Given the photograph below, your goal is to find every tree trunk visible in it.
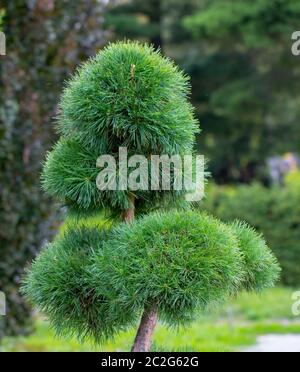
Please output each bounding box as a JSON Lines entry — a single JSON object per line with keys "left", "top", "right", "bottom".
{"left": 131, "top": 303, "right": 158, "bottom": 352}
{"left": 121, "top": 195, "right": 158, "bottom": 352}
{"left": 122, "top": 194, "right": 136, "bottom": 223}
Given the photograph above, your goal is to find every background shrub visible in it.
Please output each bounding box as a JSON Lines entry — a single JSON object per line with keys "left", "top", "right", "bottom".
{"left": 202, "top": 183, "right": 300, "bottom": 287}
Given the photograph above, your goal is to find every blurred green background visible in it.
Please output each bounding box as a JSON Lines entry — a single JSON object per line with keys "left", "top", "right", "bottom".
{"left": 1, "top": 0, "right": 300, "bottom": 352}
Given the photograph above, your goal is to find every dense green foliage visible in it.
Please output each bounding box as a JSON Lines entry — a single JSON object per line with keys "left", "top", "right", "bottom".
{"left": 59, "top": 42, "right": 198, "bottom": 155}
{"left": 202, "top": 183, "right": 300, "bottom": 286}
{"left": 94, "top": 212, "right": 244, "bottom": 326}
{"left": 0, "top": 0, "right": 110, "bottom": 340}
{"left": 182, "top": 0, "right": 300, "bottom": 182}
{"left": 43, "top": 42, "right": 199, "bottom": 213}
{"left": 23, "top": 211, "right": 279, "bottom": 343}
{"left": 107, "top": 0, "right": 300, "bottom": 182}
{"left": 93, "top": 211, "right": 279, "bottom": 326}
{"left": 184, "top": 0, "right": 299, "bottom": 45}
{"left": 24, "top": 40, "right": 279, "bottom": 348}
{"left": 231, "top": 222, "right": 280, "bottom": 292}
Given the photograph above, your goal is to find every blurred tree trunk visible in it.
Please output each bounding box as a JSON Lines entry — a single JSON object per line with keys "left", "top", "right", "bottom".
{"left": 148, "top": 0, "right": 163, "bottom": 49}
{"left": 106, "top": 0, "right": 164, "bottom": 49}
{"left": 0, "top": 0, "right": 110, "bottom": 341}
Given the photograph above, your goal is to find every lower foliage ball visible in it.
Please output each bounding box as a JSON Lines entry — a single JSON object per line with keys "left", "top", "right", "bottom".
{"left": 23, "top": 211, "right": 280, "bottom": 343}
{"left": 91, "top": 211, "right": 246, "bottom": 326}
{"left": 22, "top": 227, "right": 137, "bottom": 343}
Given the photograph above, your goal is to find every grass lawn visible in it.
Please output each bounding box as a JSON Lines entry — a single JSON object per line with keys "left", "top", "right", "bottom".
{"left": 1, "top": 288, "right": 299, "bottom": 352}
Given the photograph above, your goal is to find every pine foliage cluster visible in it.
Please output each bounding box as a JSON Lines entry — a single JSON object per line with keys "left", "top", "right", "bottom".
{"left": 42, "top": 42, "right": 199, "bottom": 214}
{"left": 23, "top": 211, "right": 280, "bottom": 343}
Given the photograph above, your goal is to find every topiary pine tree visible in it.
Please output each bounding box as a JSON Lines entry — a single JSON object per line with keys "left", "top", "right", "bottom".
{"left": 22, "top": 41, "right": 280, "bottom": 352}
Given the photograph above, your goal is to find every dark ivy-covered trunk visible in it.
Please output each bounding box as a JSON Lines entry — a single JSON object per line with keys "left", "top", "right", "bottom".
{"left": 0, "top": 0, "right": 110, "bottom": 341}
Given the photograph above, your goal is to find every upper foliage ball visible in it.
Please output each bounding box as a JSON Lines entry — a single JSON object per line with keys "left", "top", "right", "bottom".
{"left": 42, "top": 137, "right": 189, "bottom": 214}
{"left": 92, "top": 211, "right": 245, "bottom": 326}
{"left": 58, "top": 41, "right": 199, "bottom": 154}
